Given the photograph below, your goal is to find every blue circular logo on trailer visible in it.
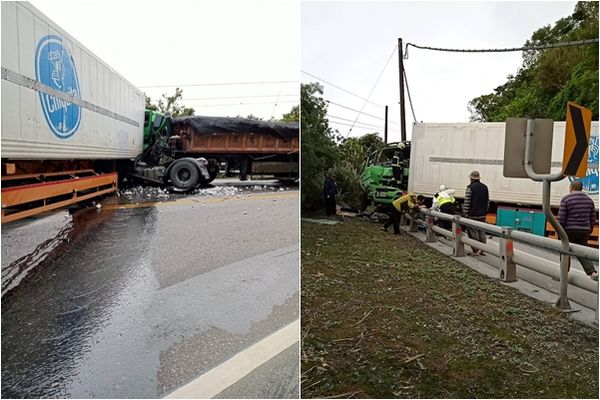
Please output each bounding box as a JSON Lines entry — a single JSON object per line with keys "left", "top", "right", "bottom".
{"left": 35, "top": 35, "right": 81, "bottom": 139}
{"left": 569, "top": 135, "right": 599, "bottom": 194}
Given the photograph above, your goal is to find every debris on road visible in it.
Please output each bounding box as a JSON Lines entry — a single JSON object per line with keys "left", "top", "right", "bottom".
{"left": 116, "top": 182, "right": 292, "bottom": 204}
{"left": 119, "top": 186, "right": 171, "bottom": 201}
{"left": 192, "top": 186, "right": 241, "bottom": 197}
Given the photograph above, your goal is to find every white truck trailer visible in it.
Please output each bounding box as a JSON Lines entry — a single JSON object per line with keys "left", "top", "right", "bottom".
{"left": 1, "top": 2, "right": 146, "bottom": 222}
{"left": 408, "top": 122, "right": 599, "bottom": 241}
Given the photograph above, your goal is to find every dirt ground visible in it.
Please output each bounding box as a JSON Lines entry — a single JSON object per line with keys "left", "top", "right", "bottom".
{"left": 301, "top": 218, "right": 599, "bottom": 399}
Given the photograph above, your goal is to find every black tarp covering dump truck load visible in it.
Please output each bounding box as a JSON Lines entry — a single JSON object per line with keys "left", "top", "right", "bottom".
{"left": 170, "top": 116, "right": 299, "bottom": 182}
{"left": 172, "top": 116, "right": 298, "bottom": 140}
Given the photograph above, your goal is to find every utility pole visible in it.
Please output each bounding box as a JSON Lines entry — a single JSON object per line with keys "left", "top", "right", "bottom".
{"left": 384, "top": 105, "right": 388, "bottom": 144}
{"left": 398, "top": 37, "right": 406, "bottom": 142}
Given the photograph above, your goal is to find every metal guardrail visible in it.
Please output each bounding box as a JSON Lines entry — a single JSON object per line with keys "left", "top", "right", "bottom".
{"left": 404, "top": 209, "right": 598, "bottom": 325}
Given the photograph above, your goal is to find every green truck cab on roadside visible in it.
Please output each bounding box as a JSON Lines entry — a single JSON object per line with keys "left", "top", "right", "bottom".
{"left": 361, "top": 141, "right": 411, "bottom": 205}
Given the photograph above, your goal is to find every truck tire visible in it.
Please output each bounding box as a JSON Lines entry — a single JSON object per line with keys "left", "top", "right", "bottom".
{"left": 206, "top": 161, "right": 219, "bottom": 183}
{"left": 240, "top": 158, "right": 250, "bottom": 181}
{"left": 169, "top": 160, "right": 199, "bottom": 190}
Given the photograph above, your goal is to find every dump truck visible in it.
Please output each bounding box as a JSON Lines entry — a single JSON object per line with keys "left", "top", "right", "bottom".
{"left": 1, "top": 2, "right": 298, "bottom": 223}
{"left": 131, "top": 111, "right": 298, "bottom": 191}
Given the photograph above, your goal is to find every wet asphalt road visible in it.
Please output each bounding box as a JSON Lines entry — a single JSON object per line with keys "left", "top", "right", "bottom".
{"left": 1, "top": 187, "right": 299, "bottom": 398}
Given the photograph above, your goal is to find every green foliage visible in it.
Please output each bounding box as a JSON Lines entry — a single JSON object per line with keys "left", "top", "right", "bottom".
{"left": 235, "top": 114, "right": 263, "bottom": 121}
{"left": 334, "top": 134, "right": 385, "bottom": 210}
{"left": 281, "top": 105, "right": 299, "bottom": 122}
{"left": 145, "top": 96, "right": 158, "bottom": 111}
{"left": 468, "top": 1, "right": 598, "bottom": 122}
{"left": 146, "top": 87, "right": 195, "bottom": 117}
{"left": 301, "top": 81, "right": 385, "bottom": 212}
{"left": 301, "top": 83, "right": 339, "bottom": 212}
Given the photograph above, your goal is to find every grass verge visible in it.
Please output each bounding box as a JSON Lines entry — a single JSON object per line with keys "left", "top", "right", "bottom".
{"left": 301, "top": 218, "right": 598, "bottom": 399}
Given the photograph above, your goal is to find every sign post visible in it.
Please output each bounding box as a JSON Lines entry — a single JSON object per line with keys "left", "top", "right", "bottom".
{"left": 503, "top": 103, "right": 593, "bottom": 310}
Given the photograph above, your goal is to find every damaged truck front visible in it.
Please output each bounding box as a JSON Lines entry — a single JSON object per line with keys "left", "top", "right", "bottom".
{"left": 361, "top": 141, "right": 411, "bottom": 206}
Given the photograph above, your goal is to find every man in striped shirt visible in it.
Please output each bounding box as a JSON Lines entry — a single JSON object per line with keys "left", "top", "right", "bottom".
{"left": 557, "top": 180, "right": 598, "bottom": 281}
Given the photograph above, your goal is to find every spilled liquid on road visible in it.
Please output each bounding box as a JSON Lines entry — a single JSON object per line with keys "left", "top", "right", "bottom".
{"left": 1, "top": 207, "right": 158, "bottom": 398}
{"left": 1, "top": 185, "right": 299, "bottom": 398}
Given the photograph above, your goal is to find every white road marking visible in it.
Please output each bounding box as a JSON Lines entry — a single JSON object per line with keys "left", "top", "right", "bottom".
{"left": 164, "top": 319, "right": 299, "bottom": 399}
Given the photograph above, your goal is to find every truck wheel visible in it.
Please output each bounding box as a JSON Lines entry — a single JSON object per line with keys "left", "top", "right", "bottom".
{"left": 240, "top": 158, "right": 250, "bottom": 181}
{"left": 169, "top": 160, "right": 199, "bottom": 190}
{"left": 206, "top": 163, "right": 219, "bottom": 183}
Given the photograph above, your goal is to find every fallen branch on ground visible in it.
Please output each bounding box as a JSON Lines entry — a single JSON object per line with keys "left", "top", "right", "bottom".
{"left": 351, "top": 309, "right": 373, "bottom": 327}
{"left": 322, "top": 390, "right": 364, "bottom": 399}
{"left": 404, "top": 353, "right": 425, "bottom": 363}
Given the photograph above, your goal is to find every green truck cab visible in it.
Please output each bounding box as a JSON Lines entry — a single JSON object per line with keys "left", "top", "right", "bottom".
{"left": 361, "top": 141, "right": 411, "bottom": 205}
{"left": 143, "top": 110, "right": 171, "bottom": 151}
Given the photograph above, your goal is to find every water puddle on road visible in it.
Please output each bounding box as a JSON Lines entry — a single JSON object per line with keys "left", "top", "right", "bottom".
{"left": 1, "top": 182, "right": 299, "bottom": 398}
{"left": 1, "top": 206, "right": 159, "bottom": 398}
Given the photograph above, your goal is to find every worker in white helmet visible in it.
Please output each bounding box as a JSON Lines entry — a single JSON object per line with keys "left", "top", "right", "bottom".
{"left": 431, "top": 184, "right": 458, "bottom": 230}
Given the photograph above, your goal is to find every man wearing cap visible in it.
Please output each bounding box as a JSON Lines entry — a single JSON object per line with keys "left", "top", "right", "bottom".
{"left": 463, "top": 171, "right": 489, "bottom": 255}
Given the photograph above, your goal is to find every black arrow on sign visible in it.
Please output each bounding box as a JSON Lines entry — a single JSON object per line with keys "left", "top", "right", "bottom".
{"left": 564, "top": 104, "right": 589, "bottom": 176}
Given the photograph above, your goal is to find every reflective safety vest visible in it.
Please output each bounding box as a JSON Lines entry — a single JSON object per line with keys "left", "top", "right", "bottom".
{"left": 392, "top": 193, "right": 417, "bottom": 212}
{"left": 438, "top": 194, "right": 456, "bottom": 207}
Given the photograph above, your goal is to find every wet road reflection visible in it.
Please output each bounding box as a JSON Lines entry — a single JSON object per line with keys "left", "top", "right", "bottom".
{"left": 2, "top": 208, "right": 158, "bottom": 398}
{"left": 2, "top": 191, "right": 299, "bottom": 398}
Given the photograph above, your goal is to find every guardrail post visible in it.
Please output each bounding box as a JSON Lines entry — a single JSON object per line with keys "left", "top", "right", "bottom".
{"left": 499, "top": 228, "right": 517, "bottom": 282}
{"left": 452, "top": 216, "right": 465, "bottom": 257}
{"left": 400, "top": 214, "right": 407, "bottom": 226}
{"left": 556, "top": 254, "right": 571, "bottom": 310}
{"left": 409, "top": 211, "right": 418, "bottom": 232}
{"left": 425, "top": 215, "right": 436, "bottom": 242}
{"left": 594, "top": 298, "right": 598, "bottom": 328}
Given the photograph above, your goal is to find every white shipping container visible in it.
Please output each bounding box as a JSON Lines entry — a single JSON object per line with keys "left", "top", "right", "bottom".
{"left": 408, "top": 122, "right": 599, "bottom": 209}
{"left": 1, "top": 1, "right": 145, "bottom": 160}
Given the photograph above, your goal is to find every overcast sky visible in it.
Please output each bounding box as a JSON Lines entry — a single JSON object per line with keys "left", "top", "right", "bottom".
{"left": 302, "top": 0, "right": 578, "bottom": 140}
{"left": 30, "top": 0, "right": 299, "bottom": 120}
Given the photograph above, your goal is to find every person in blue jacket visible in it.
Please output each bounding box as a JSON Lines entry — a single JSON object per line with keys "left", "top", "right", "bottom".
{"left": 323, "top": 170, "right": 337, "bottom": 217}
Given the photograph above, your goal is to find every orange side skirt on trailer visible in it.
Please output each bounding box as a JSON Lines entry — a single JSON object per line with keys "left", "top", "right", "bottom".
{"left": 1, "top": 173, "right": 117, "bottom": 224}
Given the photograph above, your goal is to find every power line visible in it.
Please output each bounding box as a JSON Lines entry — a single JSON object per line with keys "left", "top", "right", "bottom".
{"left": 184, "top": 94, "right": 298, "bottom": 101}
{"left": 328, "top": 115, "right": 383, "bottom": 129}
{"left": 404, "top": 38, "right": 599, "bottom": 58}
{"left": 301, "top": 71, "right": 383, "bottom": 108}
{"left": 270, "top": 89, "right": 283, "bottom": 120}
{"left": 403, "top": 68, "right": 417, "bottom": 123}
{"left": 185, "top": 100, "right": 298, "bottom": 108}
{"left": 139, "top": 80, "right": 298, "bottom": 89}
{"left": 347, "top": 46, "right": 396, "bottom": 137}
{"left": 326, "top": 99, "right": 400, "bottom": 125}
{"left": 329, "top": 120, "right": 383, "bottom": 131}
{"left": 328, "top": 114, "right": 380, "bottom": 126}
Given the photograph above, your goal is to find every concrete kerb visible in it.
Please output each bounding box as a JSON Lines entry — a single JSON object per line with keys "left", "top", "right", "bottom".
{"left": 301, "top": 218, "right": 340, "bottom": 225}
{"left": 401, "top": 225, "right": 598, "bottom": 328}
